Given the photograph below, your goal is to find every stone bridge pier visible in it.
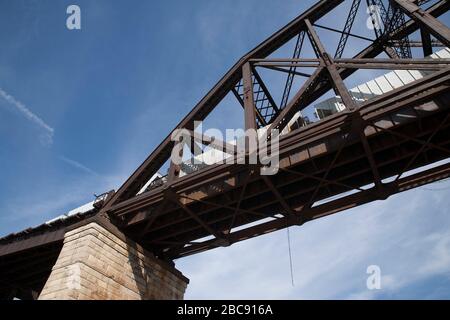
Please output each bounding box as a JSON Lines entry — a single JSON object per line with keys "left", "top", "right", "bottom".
{"left": 38, "top": 222, "right": 189, "bottom": 300}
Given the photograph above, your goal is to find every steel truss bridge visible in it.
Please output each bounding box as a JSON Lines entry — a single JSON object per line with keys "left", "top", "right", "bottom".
{"left": 101, "top": 0, "right": 450, "bottom": 260}
{"left": 1, "top": 0, "right": 450, "bottom": 298}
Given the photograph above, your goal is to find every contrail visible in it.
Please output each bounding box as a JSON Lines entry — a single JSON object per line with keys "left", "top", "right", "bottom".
{"left": 59, "top": 156, "right": 99, "bottom": 176}
{"left": 0, "top": 87, "right": 54, "bottom": 138}
{"left": 0, "top": 88, "right": 97, "bottom": 176}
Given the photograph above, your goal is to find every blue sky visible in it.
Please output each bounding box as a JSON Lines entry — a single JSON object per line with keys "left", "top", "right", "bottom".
{"left": 0, "top": 0, "right": 449, "bottom": 299}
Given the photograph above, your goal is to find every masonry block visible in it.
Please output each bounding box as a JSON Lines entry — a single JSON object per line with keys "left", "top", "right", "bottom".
{"left": 38, "top": 222, "right": 188, "bottom": 300}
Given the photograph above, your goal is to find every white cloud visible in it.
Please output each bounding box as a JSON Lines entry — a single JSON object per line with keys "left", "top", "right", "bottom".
{"left": 0, "top": 87, "right": 54, "bottom": 145}
{"left": 177, "top": 182, "right": 450, "bottom": 299}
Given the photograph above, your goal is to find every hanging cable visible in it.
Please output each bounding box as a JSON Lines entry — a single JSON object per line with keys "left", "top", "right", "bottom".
{"left": 286, "top": 224, "right": 295, "bottom": 287}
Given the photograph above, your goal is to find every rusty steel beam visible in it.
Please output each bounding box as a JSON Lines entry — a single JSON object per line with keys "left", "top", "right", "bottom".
{"left": 262, "top": 175, "right": 298, "bottom": 217}
{"left": 113, "top": 69, "right": 450, "bottom": 242}
{"left": 279, "top": 167, "right": 365, "bottom": 192}
{"left": 305, "top": 19, "right": 356, "bottom": 110}
{"left": 280, "top": 30, "right": 306, "bottom": 109}
{"left": 128, "top": 121, "right": 450, "bottom": 243}
{"left": 103, "top": 0, "right": 344, "bottom": 206}
{"left": 231, "top": 85, "right": 268, "bottom": 126}
{"left": 138, "top": 197, "right": 171, "bottom": 237}
{"left": 334, "top": 0, "right": 363, "bottom": 58}
{"left": 257, "top": 65, "right": 312, "bottom": 78}
{"left": 420, "top": 28, "right": 434, "bottom": 56}
{"left": 188, "top": 129, "right": 237, "bottom": 155}
{"left": 109, "top": 66, "right": 450, "bottom": 219}
{"left": 391, "top": 39, "right": 443, "bottom": 48}
{"left": 143, "top": 130, "right": 449, "bottom": 245}
{"left": 227, "top": 171, "right": 254, "bottom": 233}
{"left": 153, "top": 134, "right": 450, "bottom": 247}
{"left": 104, "top": 0, "right": 449, "bottom": 209}
{"left": 305, "top": 0, "right": 450, "bottom": 113}
{"left": 243, "top": 62, "right": 258, "bottom": 131}
{"left": 301, "top": 131, "right": 352, "bottom": 212}
{"left": 268, "top": 67, "right": 325, "bottom": 133}
{"left": 82, "top": 1, "right": 450, "bottom": 260}
{"left": 167, "top": 161, "right": 450, "bottom": 258}
{"left": 370, "top": 122, "right": 450, "bottom": 156}
{"left": 255, "top": 58, "right": 450, "bottom": 70}
{"left": 395, "top": 112, "right": 450, "bottom": 181}
{"left": 252, "top": 67, "right": 280, "bottom": 118}
{"left": 166, "top": 189, "right": 226, "bottom": 243}
{"left": 394, "top": 0, "right": 450, "bottom": 48}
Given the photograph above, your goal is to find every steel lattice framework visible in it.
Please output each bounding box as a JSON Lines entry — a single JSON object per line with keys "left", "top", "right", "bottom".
{"left": 87, "top": 0, "right": 450, "bottom": 261}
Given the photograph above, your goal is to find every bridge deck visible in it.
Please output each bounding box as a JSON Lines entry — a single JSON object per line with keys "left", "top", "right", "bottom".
{"left": 108, "top": 68, "right": 450, "bottom": 259}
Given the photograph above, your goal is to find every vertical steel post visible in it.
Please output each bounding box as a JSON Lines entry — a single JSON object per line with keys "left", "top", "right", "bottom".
{"left": 242, "top": 62, "right": 257, "bottom": 130}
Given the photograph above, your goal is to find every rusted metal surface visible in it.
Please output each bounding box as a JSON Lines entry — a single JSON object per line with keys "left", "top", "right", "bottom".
{"left": 109, "top": 71, "right": 450, "bottom": 258}
{"left": 102, "top": 0, "right": 450, "bottom": 207}
{"left": 103, "top": 0, "right": 346, "bottom": 205}
{"left": 95, "top": 0, "right": 450, "bottom": 260}
{"left": 0, "top": 242, "right": 63, "bottom": 300}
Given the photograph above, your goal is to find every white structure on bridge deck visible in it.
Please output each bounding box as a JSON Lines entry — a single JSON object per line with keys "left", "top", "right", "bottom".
{"left": 179, "top": 48, "right": 450, "bottom": 177}
{"left": 313, "top": 48, "right": 450, "bottom": 120}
